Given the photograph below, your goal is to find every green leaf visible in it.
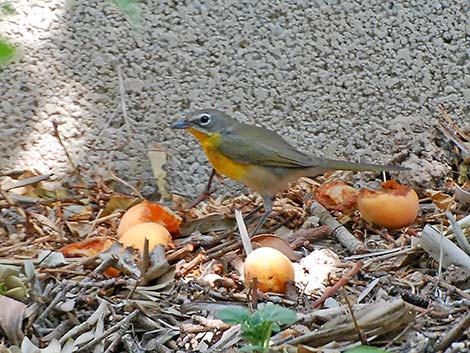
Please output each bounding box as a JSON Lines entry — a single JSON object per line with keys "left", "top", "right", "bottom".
{"left": 345, "top": 346, "right": 391, "bottom": 353}
{"left": 0, "top": 281, "right": 7, "bottom": 294}
{"left": 1, "top": 2, "right": 16, "bottom": 15}
{"left": 219, "top": 304, "right": 296, "bottom": 352}
{"left": 256, "top": 303, "right": 297, "bottom": 325}
{"left": 0, "top": 39, "right": 16, "bottom": 66}
{"left": 217, "top": 307, "right": 250, "bottom": 325}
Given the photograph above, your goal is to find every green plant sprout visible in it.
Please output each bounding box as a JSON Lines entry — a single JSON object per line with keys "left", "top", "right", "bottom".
{"left": 1, "top": 2, "right": 16, "bottom": 15}
{"left": 0, "top": 39, "right": 16, "bottom": 66}
{"left": 218, "top": 303, "right": 297, "bottom": 352}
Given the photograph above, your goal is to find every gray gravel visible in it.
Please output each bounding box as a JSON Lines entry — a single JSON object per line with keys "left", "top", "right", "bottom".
{"left": 1, "top": 1, "right": 468, "bottom": 198}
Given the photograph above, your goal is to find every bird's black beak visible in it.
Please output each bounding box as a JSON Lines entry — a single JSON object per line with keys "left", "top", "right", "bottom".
{"left": 171, "top": 120, "right": 191, "bottom": 129}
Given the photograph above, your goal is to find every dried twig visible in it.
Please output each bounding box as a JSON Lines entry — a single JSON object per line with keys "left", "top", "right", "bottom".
{"left": 437, "top": 105, "right": 470, "bottom": 158}
{"left": 343, "top": 291, "right": 367, "bottom": 344}
{"left": 362, "top": 246, "right": 418, "bottom": 268}
{"left": 312, "top": 261, "right": 364, "bottom": 308}
{"left": 1, "top": 173, "right": 53, "bottom": 191}
{"left": 310, "top": 201, "right": 366, "bottom": 254}
{"left": 77, "top": 310, "right": 139, "bottom": 352}
{"left": 235, "top": 209, "right": 252, "bottom": 255}
{"left": 433, "top": 311, "right": 470, "bottom": 352}
{"left": 205, "top": 237, "right": 239, "bottom": 256}
{"left": 37, "top": 282, "right": 74, "bottom": 322}
{"left": 110, "top": 171, "right": 144, "bottom": 199}
{"left": 423, "top": 274, "right": 470, "bottom": 300}
{"left": 179, "top": 252, "right": 206, "bottom": 277}
{"left": 419, "top": 224, "right": 470, "bottom": 270}
{"left": 286, "top": 225, "right": 332, "bottom": 249}
{"left": 59, "top": 300, "right": 109, "bottom": 344}
{"left": 206, "top": 241, "right": 241, "bottom": 261}
{"left": 52, "top": 120, "right": 81, "bottom": 177}
{"left": 167, "top": 244, "right": 194, "bottom": 263}
{"left": 284, "top": 299, "right": 414, "bottom": 346}
{"left": 446, "top": 211, "right": 470, "bottom": 255}
{"left": 192, "top": 315, "right": 231, "bottom": 330}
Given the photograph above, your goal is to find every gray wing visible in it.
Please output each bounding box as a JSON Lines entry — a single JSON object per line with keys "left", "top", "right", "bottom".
{"left": 217, "top": 124, "right": 314, "bottom": 168}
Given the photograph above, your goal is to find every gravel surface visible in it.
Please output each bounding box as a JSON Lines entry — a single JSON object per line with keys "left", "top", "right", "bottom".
{"left": 1, "top": 1, "right": 468, "bottom": 198}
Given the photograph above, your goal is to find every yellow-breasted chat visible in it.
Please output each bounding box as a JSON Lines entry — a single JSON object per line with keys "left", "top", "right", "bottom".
{"left": 172, "top": 109, "right": 408, "bottom": 234}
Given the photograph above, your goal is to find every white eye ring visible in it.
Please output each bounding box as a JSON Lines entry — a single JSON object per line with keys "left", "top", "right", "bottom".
{"left": 200, "top": 114, "right": 211, "bottom": 125}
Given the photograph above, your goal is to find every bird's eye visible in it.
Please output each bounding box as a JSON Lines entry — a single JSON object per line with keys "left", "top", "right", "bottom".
{"left": 200, "top": 114, "right": 211, "bottom": 125}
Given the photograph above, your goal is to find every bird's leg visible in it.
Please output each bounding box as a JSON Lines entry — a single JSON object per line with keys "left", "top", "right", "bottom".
{"left": 244, "top": 204, "right": 264, "bottom": 223}
{"left": 187, "top": 168, "right": 219, "bottom": 209}
{"left": 251, "top": 195, "right": 273, "bottom": 236}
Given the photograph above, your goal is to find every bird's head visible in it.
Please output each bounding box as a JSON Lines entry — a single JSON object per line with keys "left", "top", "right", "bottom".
{"left": 171, "top": 109, "right": 237, "bottom": 136}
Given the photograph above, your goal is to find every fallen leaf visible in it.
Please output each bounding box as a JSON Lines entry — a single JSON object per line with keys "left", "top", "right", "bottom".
{"left": 142, "top": 245, "right": 170, "bottom": 283}
{"left": 64, "top": 221, "right": 93, "bottom": 238}
{"left": 425, "top": 189, "right": 455, "bottom": 210}
{"left": 101, "top": 195, "right": 137, "bottom": 217}
{"left": 148, "top": 143, "right": 170, "bottom": 200}
{"left": 38, "top": 251, "right": 67, "bottom": 268}
{"left": 0, "top": 295, "right": 26, "bottom": 345}
{"left": 180, "top": 213, "right": 235, "bottom": 234}
{"left": 62, "top": 204, "right": 93, "bottom": 220}
{"left": 454, "top": 183, "right": 470, "bottom": 206}
{"left": 251, "top": 234, "right": 298, "bottom": 261}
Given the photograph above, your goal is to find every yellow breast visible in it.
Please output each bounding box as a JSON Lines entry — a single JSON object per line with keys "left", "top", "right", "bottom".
{"left": 188, "top": 128, "right": 248, "bottom": 182}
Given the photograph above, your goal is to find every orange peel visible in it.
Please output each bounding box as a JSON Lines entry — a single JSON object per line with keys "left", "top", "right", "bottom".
{"left": 358, "top": 180, "right": 419, "bottom": 229}
{"left": 117, "top": 200, "right": 181, "bottom": 237}
{"left": 315, "top": 180, "right": 359, "bottom": 214}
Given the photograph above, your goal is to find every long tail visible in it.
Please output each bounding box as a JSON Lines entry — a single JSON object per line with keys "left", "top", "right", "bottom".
{"left": 305, "top": 157, "right": 409, "bottom": 177}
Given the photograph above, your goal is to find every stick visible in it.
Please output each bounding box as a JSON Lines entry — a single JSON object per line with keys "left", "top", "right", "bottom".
{"left": 310, "top": 201, "right": 366, "bottom": 254}
{"left": 110, "top": 171, "right": 144, "bottom": 199}
{"left": 446, "top": 214, "right": 470, "bottom": 234}
{"left": 423, "top": 274, "right": 470, "bottom": 300}
{"left": 433, "top": 311, "right": 470, "bottom": 352}
{"left": 286, "top": 225, "right": 332, "bottom": 249}
{"left": 344, "top": 290, "right": 367, "bottom": 345}
{"left": 1, "top": 173, "right": 53, "bottom": 191}
{"left": 77, "top": 310, "right": 139, "bottom": 352}
{"left": 52, "top": 120, "right": 80, "bottom": 176}
{"left": 59, "top": 300, "right": 109, "bottom": 344}
{"left": 419, "top": 224, "right": 470, "bottom": 270}
{"left": 179, "top": 252, "right": 206, "bottom": 276}
{"left": 235, "top": 209, "right": 253, "bottom": 255}
{"left": 312, "top": 261, "right": 364, "bottom": 308}
{"left": 446, "top": 211, "right": 470, "bottom": 255}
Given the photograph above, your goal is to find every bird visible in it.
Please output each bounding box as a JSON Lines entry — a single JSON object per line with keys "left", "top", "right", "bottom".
{"left": 172, "top": 109, "right": 408, "bottom": 235}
